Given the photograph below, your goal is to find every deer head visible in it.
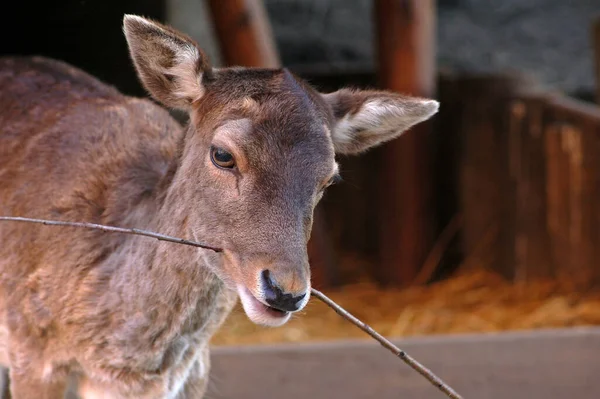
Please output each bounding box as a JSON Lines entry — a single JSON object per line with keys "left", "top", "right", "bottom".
{"left": 123, "top": 15, "right": 438, "bottom": 327}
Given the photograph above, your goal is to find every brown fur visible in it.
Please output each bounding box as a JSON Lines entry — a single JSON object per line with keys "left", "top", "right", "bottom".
{"left": 0, "top": 15, "right": 438, "bottom": 398}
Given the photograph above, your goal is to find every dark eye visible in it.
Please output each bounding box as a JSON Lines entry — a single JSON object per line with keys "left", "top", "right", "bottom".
{"left": 210, "top": 146, "right": 235, "bottom": 169}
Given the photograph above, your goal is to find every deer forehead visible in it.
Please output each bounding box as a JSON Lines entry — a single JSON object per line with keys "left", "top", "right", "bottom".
{"left": 186, "top": 68, "right": 339, "bottom": 179}
{"left": 210, "top": 115, "right": 337, "bottom": 178}
{"left": 212, "top": 118, "right": 253, "bottom": 147}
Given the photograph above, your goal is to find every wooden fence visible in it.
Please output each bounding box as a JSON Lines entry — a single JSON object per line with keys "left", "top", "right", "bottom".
{"left": 447, "top": 74, "right": 600, "bottom": 288}
{"left": 308, "top": 72, "right": 600, "bottom": 289}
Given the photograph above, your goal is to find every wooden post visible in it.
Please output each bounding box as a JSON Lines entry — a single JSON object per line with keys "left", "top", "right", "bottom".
{"left": 374, "top": 0, "right": 436, "bottom": 285}
{"left": 307, "top": 206, "right": 341, "bottom": 289}
{"left": 205, "top": 0, "right": 280, "bottom": 68}
{"left": 509, "top": 95, "right": 553, "bottom": 282}
{"left": 455, "top": 76, "right": 522, "bottom": 280}
{"left": 544, "top": 97, "right": 600, "bottom": 288}
{"left": 593, "top": 17, "right": 600, "bottom": 103}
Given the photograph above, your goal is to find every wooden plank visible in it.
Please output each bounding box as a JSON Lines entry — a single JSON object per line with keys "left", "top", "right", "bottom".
{"left": 574, "top": 120, "right": 598, "bottom": 287}
{"left": 548, "top": 94, "right": 600, "bottom": 119}
{"left": 510, "top": 96, "right": 552, "bottom": 281}
{"left": 545, "top": 123, "right": 571, "bottom": 282}
{"left": 373, "top": 0, "right": 436, "bottom": 286}
{"left": 434, "top": 73, "right": 462, "bottom": 232}
{"left": 455, "top": 76, "right": 522, "bottom": 279}
{"left": 523, "top": 99, "right": 552, "bottom": 279}
{"left": 493, "top": 82, "right": 518, "bottom": 280}
{"left": 508, "top": 99, "right": 528, "bottom": 280}
{"left": 563, "top": 124, "right": 586, "bottom": 285}
{"left": 206, "top": 0, "right": 280, "bottom": 68}
{"left": 307, "top": 206, "right": 340, "bottom": 289}
{"left": 211, "top": 328, "right": 600, "bottom": 399}
{"left": 544, "top": 98, "right": 600, "bottom": 287}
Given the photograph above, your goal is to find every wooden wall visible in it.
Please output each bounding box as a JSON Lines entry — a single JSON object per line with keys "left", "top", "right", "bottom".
{"left": 435, "top": 74, "right": 600, "bottom": 287}
{"left": 307, "top": 71, "right": 600, "bottom": 289}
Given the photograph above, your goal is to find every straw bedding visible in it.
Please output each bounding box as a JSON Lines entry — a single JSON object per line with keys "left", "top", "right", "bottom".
{"left": 212, "top": 266, "right": 600, "bottom": 346}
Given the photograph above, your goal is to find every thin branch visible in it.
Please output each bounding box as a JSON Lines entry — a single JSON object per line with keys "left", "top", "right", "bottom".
{"left": 311, "top": 288, "right": 463, "bottom": 399}
{"left": 0, "top": 216, "right": 222, "bottom": 253}
{"left": 0, "top": 215, "right": 462, "bottom": 398}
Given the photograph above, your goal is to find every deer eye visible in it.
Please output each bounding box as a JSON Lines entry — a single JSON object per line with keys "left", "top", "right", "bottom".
{"left": 210, "top": 146, "right": 235, "bottom": 169}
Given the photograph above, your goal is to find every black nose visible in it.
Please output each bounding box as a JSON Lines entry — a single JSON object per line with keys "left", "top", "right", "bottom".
{"left": 261, "top": 270, "right": 306, "bottom": 312}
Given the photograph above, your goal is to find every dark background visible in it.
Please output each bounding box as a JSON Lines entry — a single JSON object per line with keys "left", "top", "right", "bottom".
{"left": 2, "top": 0, "right": 599, "bottom": 99}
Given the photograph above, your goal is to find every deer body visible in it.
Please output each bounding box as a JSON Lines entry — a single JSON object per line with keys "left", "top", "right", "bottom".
{"left": 0, "top": 16, "right": 438, "bottom": 398}
{"left": 0, "top": 56, "right": 235, "bottom": 397}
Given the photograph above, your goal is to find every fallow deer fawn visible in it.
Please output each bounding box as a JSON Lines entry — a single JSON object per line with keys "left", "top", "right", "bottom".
{"left": 0, "top": 15, "right": 438, "bottom": 398}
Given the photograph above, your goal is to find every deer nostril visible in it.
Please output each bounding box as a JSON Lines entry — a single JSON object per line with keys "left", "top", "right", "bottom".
{"left": 260, "top": 269, "right": 306, "bottom": 312}
{"left": 261, "top": 269, "right": 279, "bottom": 302}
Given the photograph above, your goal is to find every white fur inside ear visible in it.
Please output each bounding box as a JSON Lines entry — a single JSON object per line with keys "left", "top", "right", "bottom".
{"left": 168, "top": 46, "right": 204, "bottom": 102}
{"left": 150, "top": 25, "right": 204, "bottom": 103}
{"left": 331, "top": 98, "right": 439, "bottom": 154}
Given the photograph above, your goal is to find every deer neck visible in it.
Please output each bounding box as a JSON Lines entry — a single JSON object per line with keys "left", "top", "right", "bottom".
{"left": 112, "top": 149, "right": 235, "bottom": 340}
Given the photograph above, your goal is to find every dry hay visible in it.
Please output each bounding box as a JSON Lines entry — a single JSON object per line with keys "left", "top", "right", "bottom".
{"left": 212, "top": 267, "right": 600, "bottom": 346}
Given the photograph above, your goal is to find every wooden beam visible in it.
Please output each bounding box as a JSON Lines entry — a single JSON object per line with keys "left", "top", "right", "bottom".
{"left": 374, "top": 0, "right": 436, "bottom": 286}
{"left": 205, "top": 0, "right": 280, "bottom": 68}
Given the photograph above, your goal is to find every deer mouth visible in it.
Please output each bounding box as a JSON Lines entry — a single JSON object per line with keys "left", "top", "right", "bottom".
{"left": 237, "top": 285, "right": 291, "bottom": 327}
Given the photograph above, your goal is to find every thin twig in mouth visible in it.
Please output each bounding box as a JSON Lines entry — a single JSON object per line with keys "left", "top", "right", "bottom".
{"left": 0, "top": 215, "right": 463, "bottom": 399}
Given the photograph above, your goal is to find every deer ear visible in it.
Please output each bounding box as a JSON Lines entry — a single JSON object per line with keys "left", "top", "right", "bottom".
{"left": 123, "top": 14, "right": 211, "bottom": 109}
{"left": 322, "top": 89, "right": 439, "bottom": 155}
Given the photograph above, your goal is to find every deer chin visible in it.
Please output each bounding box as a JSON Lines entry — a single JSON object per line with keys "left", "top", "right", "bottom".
{"left": 237, "top": 285, "right": 291, "bottom": 327}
